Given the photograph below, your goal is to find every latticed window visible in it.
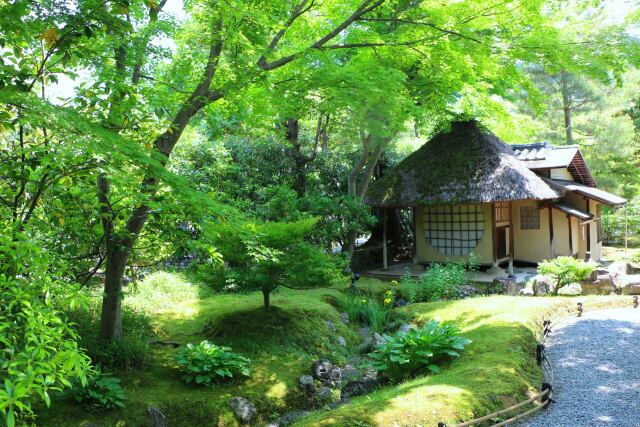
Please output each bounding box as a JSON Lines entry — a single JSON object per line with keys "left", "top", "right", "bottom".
{"left": 423, "top": 204, "right": 484, "bottom": 256}
{"left": 520, "top": 206, "right": 540, "bottom": 230}
{"left": 495, "top": 202, "right": 510, "bottom": 223}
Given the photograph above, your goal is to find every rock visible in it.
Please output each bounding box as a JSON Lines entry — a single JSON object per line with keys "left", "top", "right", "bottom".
{"left": 580, "top": 274, "right": 617, "bottom": 295}
{"left": 357, "top": 327, "right": 371, "bottom": 337}
{"left": 398, "top": 323, "right": 413, "bottom": 334}
{"left": 299, "top": 375, "right": 315, "bottom": 394}
{"left": 394, "top": 298, "right": 408, "bottom": 307}
{"left": 357, "top": 335, "right": 374, "bottom": 354}
{"left": 627, "top": 263, "right": 640, "bottom": 275}
{"left": 339, "top": 364, "right": 362, "bottom": 382}
{"left": 311, "top": 360, "right": 342, "bottom": 387}
{"left": 336, "top": 336, "right": 347, "bottom": 346}
{"left": 519, "top": 287, "right": 534, "bottom": 296}
{"left": 493, "top": 277, "right": 524, "bottom": 296}
{"left": 314, "top": 387, "right": 341, "bottom": 405}
{"left": 147, "top": 406, "right": 166, "bottom": 427}
{"left": 620, "top": 275, "right": 640, "bottom": 295}
{"left": 361, "top": 365, "right": 378, "bottom": 382}
{"left": 459, "top": 285, "right": 480, "bottom": 298}
{"left": 339, "top": 312, "right": 349, "bottom": 324}
{"left": 609, "top": 261, "right": 628, "bottom": 277}
{"left": 325, "top": 320, "right": 337, "bottom": 332}
{"left": 271, "top": 411, "right": 310, "bottom": 426}
{"left": 229, "top": 397, "right": 257, "bottom": 424}
{"left": 530, "top": 274, "right": 552, "bottom": 296}
{"left": 372, "top": 332, "right": 386, "bottom": 346}
{"left": 341, "top": 379, "right": 378, "bottom": 398}
{"left": 557, "top": 283, "right": 582, "bottom": 296}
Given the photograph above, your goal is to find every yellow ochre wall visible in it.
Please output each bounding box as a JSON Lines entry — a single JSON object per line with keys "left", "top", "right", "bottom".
{"left": 512, "top": 200, "right": 552, "bottom": 263}
{"left": 414, "top": 204, "right": 494, "bottom": 265}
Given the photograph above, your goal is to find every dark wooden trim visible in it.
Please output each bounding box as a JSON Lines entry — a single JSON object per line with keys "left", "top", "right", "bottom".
{"left": 585, "top": 198, "right": 591, "bottom": 257}
{"left": 508, "top": 201, "right": 514, "bottom": 274}
{"left": 567, "top": 215, "right": 573, "bottom": 255}
{"left": 548, "top": 206, "right": 554, "bottom": 258}
{"left": 491, "top": 203, "right": 498, "bottom": 264}
{"left": 412, "top": 206, "right": 417, "bottom": 260}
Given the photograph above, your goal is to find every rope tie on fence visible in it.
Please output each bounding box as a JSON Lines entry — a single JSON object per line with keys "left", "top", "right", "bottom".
{"left": 436, "top": 296, "right": 636, "bottom": 427}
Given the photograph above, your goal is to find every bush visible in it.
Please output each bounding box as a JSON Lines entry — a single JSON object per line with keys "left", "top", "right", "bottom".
{"left": 175, "top": 341, "right": 252, "bottom": 386}
{"left": 73, "top": 367, "right": 127, "bottom": 411}
{"left": 339, "top": 289, "right": 397, "bottom": 332}
{"left": 401, "top": 261, "right": 469, "bottom": 303}
{"left": 538, "top": 257, "right": 596, "bottom": 295}
{"left": 69, "top": 303, "right": 155, "bottom": 370}
{"left": 0, "top": 232, "right": 91, "bottom": 427}
{"left": 369, "top": 321, "right": 472, "bottom": 380}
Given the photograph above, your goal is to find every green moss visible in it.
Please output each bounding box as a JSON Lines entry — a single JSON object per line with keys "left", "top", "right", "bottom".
{"left": 293, "top": 296, "right": 624, "bottom": 427}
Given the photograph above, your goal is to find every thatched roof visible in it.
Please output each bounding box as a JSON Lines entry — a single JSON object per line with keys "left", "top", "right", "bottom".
{"left": 365, "top": 121, "right": 560, "bottom": 207}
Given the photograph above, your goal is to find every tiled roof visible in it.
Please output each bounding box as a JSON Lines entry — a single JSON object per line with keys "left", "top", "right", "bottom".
{"left": 546, "top": 202, "right": 593, "bottom": 220}
{"left": 511, "top": 142, "right": 580, "bottom": 169}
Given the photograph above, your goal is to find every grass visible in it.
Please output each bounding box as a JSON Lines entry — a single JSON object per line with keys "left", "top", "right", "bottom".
{"left": 38, "top": 272, "right": 357, "bottom": 427}
{"left": 293, "top": 295, "right": 625, "bottom": 427}
{"left": 37, "top": 272, "right": 626, "bottom": 427}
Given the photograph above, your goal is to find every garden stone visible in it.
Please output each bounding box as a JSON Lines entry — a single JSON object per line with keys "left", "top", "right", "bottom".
{"left": 341, "top": 379, "right": 378, "bottom": 398}
{"left": 339, "top": 312, "right": 349, "bottom": 324}
{"left": 147, "top": 406, "right": 166, "bottom": 427}
{"left": 357, "top": 335, "right": 374, "bottom": 354}
{"left": 325, "top": 320, "right": 336, "bottom": 332}
{"left": 519, "top": 287, "right": 534, "bottom": 296}
{"left": 398, "top": 323, "right": 413, "bottom": 334}
{"left": 580, "top": 274, "right": 617, "bottom": 295}
{"left": 339, "top": 364, "right": 362, "bottom": 382}
{"left": 271, "top": 411, "right": 310, "bottom": 426}
{"left": 627, "top": 262, "right": 640, "bottom": 274}
{"left": 394, "top": 298, "right": 408, "bottom": 307}
{"left": 558, "top": 283, "right": 582, "bottom": 295}
{"left": 314, "top": 386, "right": 341, "bottom": 405}
{"left": 493, "top": 277, "right": 523, "bottom": 296}
{"left": 228, "top": 397, "right": 257, "bottom": 424}
{"left": 311, "top": 360, "right": 342, "bottom": 387}
{"left": 299, "top": 375, "right": 315, "bottom": 394}
{"left": 357, "top": 327, "right": 370, "bottom": 337}
{"left": 620, "top": 275, "right": 640, "bottom": 295}
{"left": 459, "top": 285, "right": 480, "bottom": 298}
{"left": 373, "top": 332, "right": 387, "bottom": 346}
{"left": 531, "top": 274, "right": 552, "bottom": 296}
{"left": 336, "top": 335, "right": 347, "bottom": 346}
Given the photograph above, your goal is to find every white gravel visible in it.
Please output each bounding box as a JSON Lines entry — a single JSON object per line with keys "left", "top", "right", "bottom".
{"left": 522, "top": 307, "right": 640, "bottom": 427}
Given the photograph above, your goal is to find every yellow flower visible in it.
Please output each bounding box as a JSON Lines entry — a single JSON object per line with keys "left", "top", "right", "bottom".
{"left": 390, "top": 280, "right": 398, "bottom": 285}
{"left": 384, "top": 298, "right": 392, "bottom": 304}
{"left": 385, "top": 290, "right": 393, "bottom": 296}
{"left": 361, "top": 298, "right": 367, "bottom": 303}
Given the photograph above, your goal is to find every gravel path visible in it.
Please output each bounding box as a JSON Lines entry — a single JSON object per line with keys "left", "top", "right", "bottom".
{"left": 523, "top": 307, "right": 640, "bottom": 427}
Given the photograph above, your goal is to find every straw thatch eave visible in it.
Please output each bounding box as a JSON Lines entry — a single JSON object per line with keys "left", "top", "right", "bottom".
{"left": 365, "top": 121, "right": 560, "bottom": 207}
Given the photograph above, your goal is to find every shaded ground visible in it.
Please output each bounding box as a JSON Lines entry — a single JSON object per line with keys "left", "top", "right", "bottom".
{"left": 523, "top": 307, "right": 640, "bottom": 427}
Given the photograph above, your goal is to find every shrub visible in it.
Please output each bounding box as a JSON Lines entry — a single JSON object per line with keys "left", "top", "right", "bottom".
{"left": 69, "top": 303, "right": 155, "bottom": 370}
{"left": 0, "top": 232, "right": 91, "bottom": 427}
{"left": 339, "top": 289, "right": 397, "bottom": 333}
{"left": 401, "top": 262, "right": 469, "bottom": 303}
{"left": 538, "top": 257, "right": 596, "bottom": 295}
{"left": 368, "top": 320, "right": 471, "bottom": 379}
{"left": 73, "top": 367, "right": 127, "bottom": 411}
{"left": 175, "top": 341, "right": 252, "bottom": 386}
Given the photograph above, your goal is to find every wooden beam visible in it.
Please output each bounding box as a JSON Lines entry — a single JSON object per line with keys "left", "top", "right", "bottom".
{"left": 382, "top": 208, "right": 388, "bottom": 270}
{"left": 508, "top": 201, "right": 514, "bottom": 275}
{"left": 548, "top": 206, "right": 555, "bottom": 258}
{"left": 412, "top": 207, "right": 417, "bottom": 262}
{"left": 491, "top": 203, "right": 498, "bottom": 265}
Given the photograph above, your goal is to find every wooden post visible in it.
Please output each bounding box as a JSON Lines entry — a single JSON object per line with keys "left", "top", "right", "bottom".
{"left": 625, "top": 205, "right": 628, "bottom": 261}
{"left": 491, "top": 203, "right": 498, "bottom": 265}
{"left": 568, "top": 215, "right": 573, "bottom": 256}
{"left": 382, "top": 208, "right": 388, "bottom": 270}
{"left": 508, "top": 201, "right": 514, "bottom": 275}
{"left": 548, "top": 206, "right": 555, "bottom": 258}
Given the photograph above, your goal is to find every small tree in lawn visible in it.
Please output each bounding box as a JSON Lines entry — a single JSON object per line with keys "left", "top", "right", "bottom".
{"left": 538, "top": 257, "right": 596, "bottom": 295}
{"left": 204, "top": 218, "right": 344, "bottom": 307}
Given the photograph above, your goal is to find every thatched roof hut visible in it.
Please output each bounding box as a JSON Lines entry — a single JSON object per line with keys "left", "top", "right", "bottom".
{"left": 365, "top": 121, "right": 560, "bottom": 207}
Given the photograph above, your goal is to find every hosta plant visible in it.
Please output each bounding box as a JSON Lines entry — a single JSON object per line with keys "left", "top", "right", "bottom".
{"left": 73, "top": 367, "right": 126, "bottom": 411}
{"left": 369, "top": 320, "right": 471, "bottom": 379}
{"left": 175, "top": 341, "right": 252, "bottom": 386}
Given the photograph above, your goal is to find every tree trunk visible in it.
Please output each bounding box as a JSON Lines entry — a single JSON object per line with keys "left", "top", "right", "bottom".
{"left": 560, "top": 71, "right": 573, "bottom": 145}
{"left": 99, "top": 245, "right": 129, "bottom": 340}
{"left": 262, "top": 289, "right": 271, "bottom": 308}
